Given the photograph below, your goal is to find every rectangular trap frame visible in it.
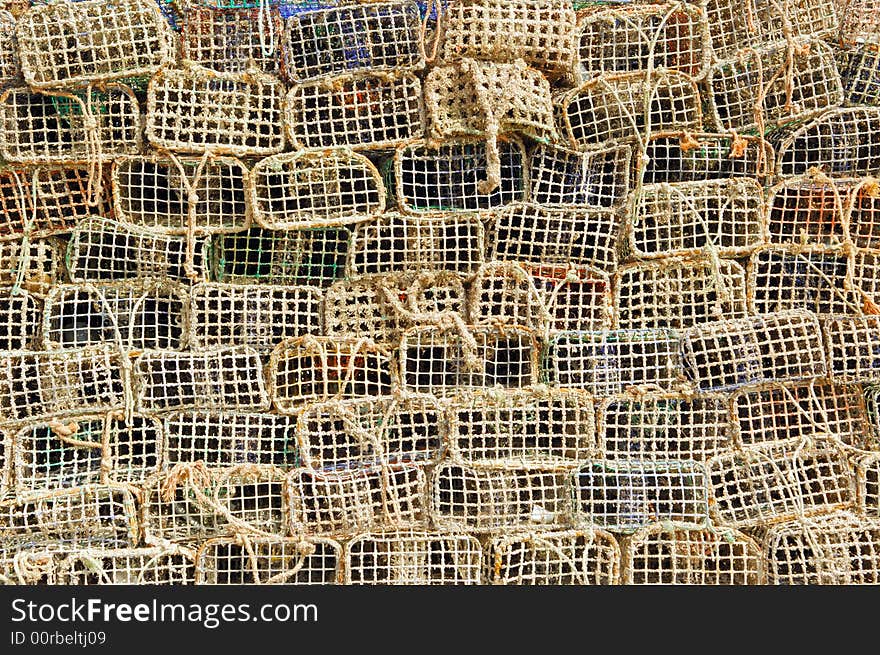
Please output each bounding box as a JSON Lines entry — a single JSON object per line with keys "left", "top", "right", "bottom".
{"left": 836, "top": 43, "right": 880, "bottom": 106}
{"left": 527, "top": 264, "right": 613, "bottom": 334}
{"left": 0, "top": 237, "right": 63, "bottom": 296}
{"left": 195, "top": 536, "right": 341, "bottom": 584}
{"left": 842, "top": 179, "right": 880, "bottom": 251}
{"left": 0, "top": 10, "right": 19, "bottom": 88}
{"left": 639, "top": 131, "right": 773, "bottom": 184}
{"left": 851, "top": 248, "right": 880, "bottom": 311}
{"left": 822, "top": 315, "right": 880, "bottom": 384}
{"left": 528, "top": 142, "right": 631, "bottom": 210}
{"left": 469, "top": 262, "right": 551, "bottom": 334}
{"left": 0, "top": 287, "right": 41, "bottom": 350}
{"left": 764, "top": 174, "right": 857, "bottom": 247}
{"left": 16, "top": 547, "right": 195, "bottom": 585}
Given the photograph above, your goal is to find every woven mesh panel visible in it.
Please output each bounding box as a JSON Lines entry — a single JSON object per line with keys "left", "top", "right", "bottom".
{"left": 823, "top": 315, "right": 880, "bottom": 383}
{"left": 0, "top": 10, "right": 19, "bottom": 87}
{"left": 345, "top": 531, "right": 482, "bottom": 585}
{"left": 486, "top": 529, "right": 620, "bottom": 585}
{"left": 431, "top": 462, "right": 572, "bottom": 533}
{"left": 22, "top": 548, "right": 195, "bottom": 585}
{"left": 765, "top": 175, "right": 854, "bottom": 247}
{"left": 469, "top": 262, "right": 549, "bottom": 333}
{"left": 348, "top": 213, "right": 484, "bottom": 277}
{"left": 528, "top": 264, "right": 612, "bottom": 334}
{"left": 680, "top": 310, "right": 826, "bottom": 392}
{"left": 851, "top": 249, "right": 880, "bottom": 309}
{"left": 857, "top": 453, "right": 880, "bottom": 516}
{"left": 0, "top": 237, "right": 62, "bottom": 296}
{"left": 839, "top": 0, "right": 880, "bottom": 45}
{"left": 623, "top": 523, "right": 762, "bottom": 584}
{"left": 543, "top": 329, "right": 683, "bottom": 397}
{"left": 614, "top": 257, "right": 749, "bottom": 330}
{"left": 141, "top": 473, "right": 222, "bottom": 543}
{"left": 286, "top": 72, "right": 423, "bottom": 150}
{"left": 641, "top": 133, "right": 773, "bottom": 185}
{"left": 66, "top": 217, "right": 209, "bottom": 283}
{"left": 190, "top": 283, "right": 323, "bottom": 351}
{"left": 837, "top": 44, "right": 880, "bottom": 106}
{"left": 146, "top": 67, "right": 286, "bottom": 156}
{"left": 212, "top": 465, "right": 287, "bottom": 535}
{"left": 180, "top": 7, "right": 282, "bottom": 74}
{"left": 0, "top": 288, "right": 40, "bottom": 350}
{"left": 195, "top": 536, "right": 341, "bottom": 584}
{"left": 528, "top": 143, "right": 630, "bottom": 209}
{"left": 0, "top": 85, "right": 141, "bottom": 164}
{"left": 447, "top": 388, "right": 596, "bottom": 469}
{"left": 598, "top": 393, "right": 731, "bottom": 461}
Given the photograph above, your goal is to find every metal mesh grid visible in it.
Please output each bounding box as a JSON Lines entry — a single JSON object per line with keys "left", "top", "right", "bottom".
{"left": 765, "top": 175, "right": 855, "bottom": 247}
{"left": 280, "top": 1, "right": 423, "bottom": 84}
{"left": 213, "top": 225, "right": 350, "bottom": 287}
{"left": 575, "top": 2, "right": 711, "bottom": 82}
{"left": 640, "top": 132, "right": 773, "bottom": 184}
{"left": 0, "top": 288, "right": 40, "bottom": 350}
{"left": 485, "top": 529, "right": 620, "bottom": 585}
{"left": 392, "top": 138, "right": 527, "bottom": 213}
{"left": 431, "top": 462, "right": 572, "bottom": 533}
{"left": 251, "top": 148, "right": 383, "bottom": 230}
{"left": 837, "top": 44, "right": 880, "bottom": 106}
{"left": 134, "top": 346, "right": 269, "bottom": 415}
{"left": 487, "top": 203, "right": 620, "bottom": 273}
{"left": 0, "top": 10, "right": 19, "bottom": 88}
{"left": 288, "top": 464, "right": 427, "bottom": 537}
{"left": 762, "top": 511, "right": 880, "bottom": 584}
{"left": 469, "top": 262, "right": 550, "bottom": 333}
{"left": 269, "top": 336, "right": 395, "bottom": 411}
{"left": 528, "top": 143, "right": 630, "bottom": 210}
{"left": 598, "top": 393, "right": 731, "bottom": 461}
{"left": 0, "top": 237, "right": 62, "bottom": 296}
{"left": 680, "top": 310, "right": 826, "bottom": 392}
{"left": 614, "top": 257, "right": 749, "bottom": 330}
{"left": 447, "top": 388, "right": 596, "bottom": 469}
{"left": 180, "top": 7, "right": 282, "bottom": 74}
{"left": 190, "top": 283, "right": 323, "bottom": 351}
{"left": 399, "top": 325, "right": 538, "bottom": 395}
{"left": 195, "top": 536, "right": 341, "bottom": 584}
{"left": 66, "top": 217, "right": 209, "bottom": 284}
{"left": 345, "top": 530, "right": 482, "bottom": 585}
{"left": 146, "top": 66, "right": 286, "bottom": 156}
{"left": 296, "top": 394, "right": 445, "bottom": 471}
{"left": 15, "top": 0, "right": 173, "bottom": 88}
{"left": 528, "top": 264, "right": 613, "bottom": 334}
{"left": 622, "top": 523, "right": 762, "bottom": 584}
{"left": 286, "top": 72, "right": 423, "bottom": 150}
{"left": 20, "top": 547, "right": 195, "bottom": 585}
{"left": 44, "top": 280, "right": 189, "bottom": 351}
{"left": 112, "top": 154, "right": 250, "bottom": 235}
{"left": 823, "top": 315, "right": 880, "bottom": 383}
{"left": 347, "top": 212, "right": 484, "bottom": 277}
{"left": 0, "top": 85, "right": 141, "bottom": 164}
{"left": 856, "top": 453, "right": 880, "bottom": 516}
{"left": 626, "top": 178, "right": 765, "bottom": 259}
{"left": 543, "top": 329, "right": 684, "bottom": 398}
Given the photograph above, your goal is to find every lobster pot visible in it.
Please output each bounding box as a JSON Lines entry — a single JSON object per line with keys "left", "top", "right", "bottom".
{"left": 0, "top": 288, "right": 39, "bottom": 350}
{"left": 839, "top": 1, "right": 880, "bottom": 45}
{"left": 447, "top": 388, "right": 597, "bottom": 469}
{"left": 287, "top": 464, "right": 427, "bottom": 537}
{"left": 837, "top": 44, "right": 880, "bottom": 106}
{"left": 163, "top": 410, "right": 299, "bottom": 469}
{"left": 706, "top": 39, "right": 842, "bottom": 133}
{"left": 528, "top": 265, "right": 612, "bottom": 333}
{"left": 324, "top": 272, "right": 466, "bottom": 345}
{"left": 0, "top": 238, "right": 62, "bottom": 296}
{"left": 280, "top": 1, "right": 423, "bottom": 83}
{"left": 14, "top": 415, "right": 161, "bottom": 494}
{"left": 852, "top": 249, "right": 880, "bottom": 304}
{"left": 67, "top": 218, "right": 209, "bottom": 284}
{"left": 399, "top": 326, "right": 538, "bottom": 396}
{"left": 0, "top": 347, "right": 125, "bottom": 427}
{"left": 112, "top": 155, "right": 250, "bottom": 236}
{"left": 440, "top": 0, "right": 576, "bottom": 75}
{"left": 823, "top": 315, "right": 880, "bottom": 383}
{"left": 286, "top": 73, "right": 423, "bottom": 150}
{"left": 747, "top": 246, "right": 858, "bottom": 316}
{"left": 732, "top": 381, "right": 876, "bottom": 450}
{"left": 626, "top": 178, "right": 765, "bottom": 260}
{"left": 469, "top": 262, "right": 549, "bottom": 333}
{"left": 296, "top": 394, "right": 445, "bottom": 471}
{"left": 640, "top": 132, "right": 773, "bottom": 184}
{"left": 707, "top": 439, "right": 853, "bottom": 529}
{"left": 765, "top": 175, "right": 856, "bottom": 247}
{"left": 622, "top": 524, "right": 762, "bottom": 585}
{"left": 190, "top": 283, "right": 323, "bottom": 351}
{"left": 345, "top": 531, "right": 482, "bottom": 585}
{"left": 486, "top": 529, "right": 620, "bottom": 585}
{"left": 680, "top": 310, "right": 826, "bottom": 392}
{"left": 146, "top": 67, "right": 286, "bottom": 156}
{"left": 19, "top": 548, "right": 195, "bottom": 585}
{"left": 212, "top": 465, "right": 287, "bottom": 535}
{"left": 543, "top": 329, "right": 683, "bottom": 398}
{"left": 774, "top": 107, "right": 880, "bottom": 177}
{"left": 529, "top": 143, "right": 630, "bottom": 210}
{"left": 180, "top": 7, "right": 283, "bottom": 74}
{"left": 762, "top": 511, "right": 880, "bottom": 584}
{"left": 488, "top": 204, "right": 619, "bottom": 275}
{"left": 430, "top": 463, "right": 572, "bottom": 533}
{"left": 847, "top": 182, "right": 880, "bottom": 249}
{"left": 598, "top": 393, "right": 731, "bottom": 461}
{"left": 556, "top": 71, "right": 702, "bottom": 149}
{"left": 141, "top": 472, "right": 224, "bottom": 543}
{"left": 134, "top": 346, "right": 270, "bottom": 415}
{"left": 0, "top": 11, "right": 18, "bottom": 87}
{"left": 347, "top": 213, "right": 484, "bottom": 277}
{"left": 0, "top": 85, "right": 141, "bottom": 164}
{"left": 392, "top": 139, "right": 527, "bottom": 214}
{"left": 213, "top": 225, "right": 350, "bottom": 288}
{"left": 856, "top": 453, "right": 880, "bottom": 516}
{"left": 195, "top": 536, "right": 341, "bottom": 585}
{"left": 251, "top": 148, "right": 383, "bottom": 230}
{"left": 575, "top": 2, "right": 711, "bottom": 82}
{"left": 614, "top": 257, "right": 749, "bottom": 330}
{"left": 0, "top": 484, "right": 139, "bottom": 547}
{"left": 43, "top": 280, "right": 188, "bottom": 351}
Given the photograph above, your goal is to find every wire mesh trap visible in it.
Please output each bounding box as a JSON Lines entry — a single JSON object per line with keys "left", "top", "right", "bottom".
{"left": 621, "top": 523, "right": 762, "bottom": 585}
{"left": 598, "top": 392, "right": 731, "bottom": 462}
{"left": 0, "top": 288, "right": 40, "bottom": 351}
{"left": 572, "top": 459, "right": 709, "bottom": 533}
{"left": 836, "top": 43, "right": 880, "bottom": 106}
{"left": 823, "top": 315, "right": 880, "bottom": 384}
{"left": 856, "top": 453, "right": 880, "bottom": 517}
{"left": 528, "top": 143, "right": 631, "bottom": 210}
{"left": 469, "top": 262, "right": 551, "bottom": 334}
{"left": 639, "top": 131, "right": 773, "bottom": 184}
{"left": 17, "top": 547, "right": 194, "bottom": 585}
{"left": 195, "top": 536, "right": 341, "bottom": 584}
{"left": 845, "top": 181, "right": 880, "bottom": 250}
{"left": 838, "top": 0, "right": 880, "bottom": 46}
{"left": 399, "top": 325, "right": 538, "bottom": 396}
{"left": 764, "top": 175, "right": 857, "bottom": 247}
{"left": 542, "top": 329, "right": 684, "bottom": 398}
{"left": 146, "top": 66, "right": 286, "bottom": 157}
{"left": 0, "top": 237, "right": 62, "bottom": 297}
{"left": 180, "top": 6, "right": 283, "bottom": 75}
{"left": 527, "top": 264, "right": 613, "bottom": 334}
{"left": 140, "top": 471, "right": 223, "bottom": 543}
{"left": 0, "top": 10, "right": 19, "bottom": 88}
{"left": 680, "top": 310, "right": 826, "bottom": 392}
